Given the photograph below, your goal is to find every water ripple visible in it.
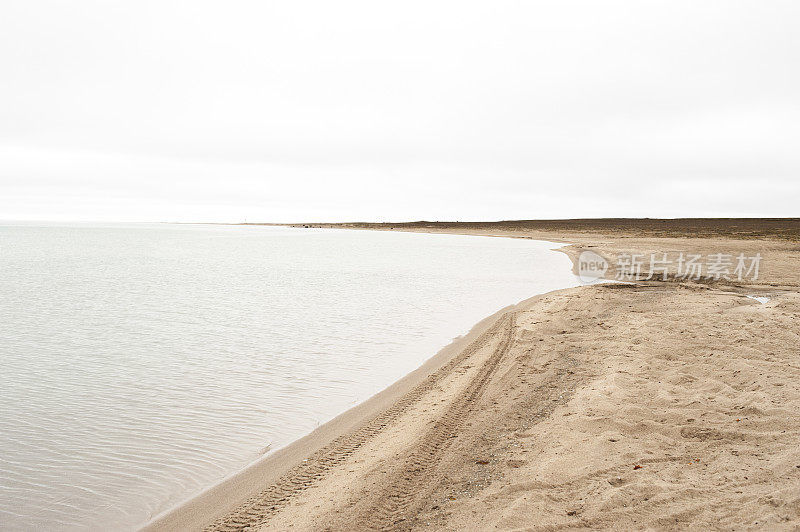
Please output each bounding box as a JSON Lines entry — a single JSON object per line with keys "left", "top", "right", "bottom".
{"left": 0, "top": 224, "right": 577, "bottom": 530}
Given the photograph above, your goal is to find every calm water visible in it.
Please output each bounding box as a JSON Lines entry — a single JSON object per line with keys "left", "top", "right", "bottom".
{"left": 0, "top": 223, "right": 578, "bottom": 530}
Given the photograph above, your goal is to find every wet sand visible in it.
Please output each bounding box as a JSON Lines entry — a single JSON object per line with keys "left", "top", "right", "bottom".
{"left": 146, "top": 220, "right": 800, "bottom": 530}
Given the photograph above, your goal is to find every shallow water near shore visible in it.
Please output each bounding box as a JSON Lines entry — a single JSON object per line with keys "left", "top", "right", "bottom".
{"left": 0, "top": 223, "right": 578, "bottom": 530}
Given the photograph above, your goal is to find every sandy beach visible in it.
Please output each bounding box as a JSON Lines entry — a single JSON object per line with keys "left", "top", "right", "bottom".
{"left": 6, "top": 0, "right": 799, "bottom": 528}
{"left": 146, "top": 220, "right": 800, "bottom": 531}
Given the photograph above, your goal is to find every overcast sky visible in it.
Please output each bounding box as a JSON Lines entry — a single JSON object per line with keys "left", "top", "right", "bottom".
{"left": 1, "top": 1, "right": 798, "bottom": 222}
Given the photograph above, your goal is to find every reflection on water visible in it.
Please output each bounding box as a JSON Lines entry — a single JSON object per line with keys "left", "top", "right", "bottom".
{"left": 0, "top": 223, "right": 577, "bottom": 530}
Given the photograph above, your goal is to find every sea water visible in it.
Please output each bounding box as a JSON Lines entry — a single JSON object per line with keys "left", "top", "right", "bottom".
{"left": 0, "top": 223, "right": 578, "bottom": 530}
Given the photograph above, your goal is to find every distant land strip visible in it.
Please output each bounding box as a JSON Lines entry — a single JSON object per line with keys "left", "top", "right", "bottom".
{"left": 242, "top": 218, "right": 800, "bottom": 241}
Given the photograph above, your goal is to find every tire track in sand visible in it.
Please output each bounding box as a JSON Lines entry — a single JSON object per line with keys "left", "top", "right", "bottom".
{"left": 360, "top": 313, "right": 516, "bottom": 531}
{"left": 207, "top": 313, "right": 515, "bottom": 531}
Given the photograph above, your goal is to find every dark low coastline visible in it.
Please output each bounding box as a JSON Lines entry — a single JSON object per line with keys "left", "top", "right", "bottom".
{"left": 247, "top": 218, "right": 800, "bottom": 241}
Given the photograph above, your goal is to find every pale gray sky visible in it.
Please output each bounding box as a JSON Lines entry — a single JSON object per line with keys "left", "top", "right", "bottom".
{"left": 1, "top": 1, "right": 798, "bottom": 222}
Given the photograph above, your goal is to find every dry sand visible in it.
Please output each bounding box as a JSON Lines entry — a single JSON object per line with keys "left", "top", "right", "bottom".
{"left": 146, "top": 221, "right": 800, "bottom": 531}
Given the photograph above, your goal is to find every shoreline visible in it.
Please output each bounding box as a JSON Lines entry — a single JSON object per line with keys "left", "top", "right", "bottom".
{"left": 144, "top": 224, "right": 800, "bottom": 530}
{"left": 143, "top": 236, "right": 576, "bottom": 530}
{"left": 143, "top": 287, "right": 565, "bottom": 531}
